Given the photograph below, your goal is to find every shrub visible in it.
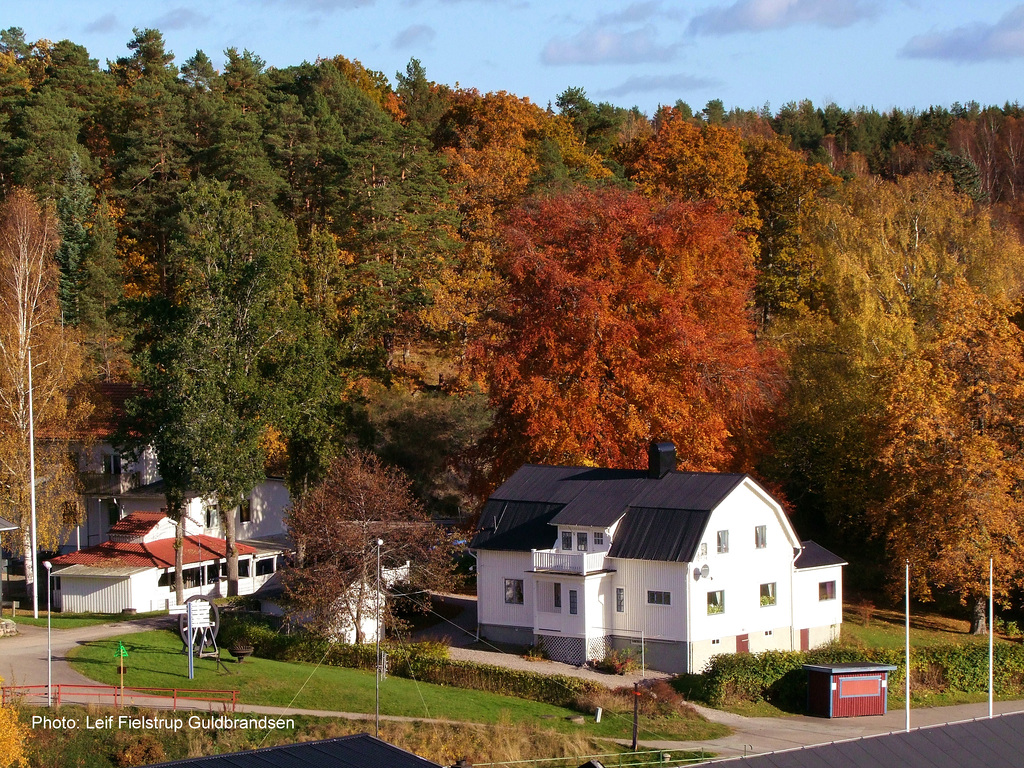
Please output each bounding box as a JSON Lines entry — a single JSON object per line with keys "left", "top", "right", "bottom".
{"left": 594, "top": 647, "right": 640, "bottom": 675}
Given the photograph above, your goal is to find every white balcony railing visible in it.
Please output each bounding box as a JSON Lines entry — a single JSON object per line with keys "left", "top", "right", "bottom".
{"left": 531, "top": 549, "right": 610, "bottom": 574}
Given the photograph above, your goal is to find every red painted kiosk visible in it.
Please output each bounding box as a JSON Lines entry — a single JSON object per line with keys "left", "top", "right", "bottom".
{"left": 804, "top": 662, "right": 898, "bottom": 718}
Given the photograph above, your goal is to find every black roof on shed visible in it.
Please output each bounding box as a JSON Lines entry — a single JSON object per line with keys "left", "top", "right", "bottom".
{"left": 699, "top": 712, "right": 1024, "bottom": 768}
{"left": 144, "top": 733, "right": 441, "bottom": 767}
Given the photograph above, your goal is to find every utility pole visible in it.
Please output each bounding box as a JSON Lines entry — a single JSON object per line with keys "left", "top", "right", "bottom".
{"left": 631, "top": 682, "right": 639, "bottom": 751}
{"left": 28, "top": 347, "right": 39, "bottom": 619}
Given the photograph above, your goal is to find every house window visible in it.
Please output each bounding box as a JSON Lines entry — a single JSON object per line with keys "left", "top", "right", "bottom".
{"left": 647, "top": 590, "right": 671, "bottom": 606}
{"left": 616, "top": 587, "right": 625, "bottom": 613}
{"left": 53, "top": 576, "right": 61, "bottom": 591}
{"left": 562, "top": 531, "right": 573, "bottom": 550}
{"left": 699, "top": 542, "right": 707, "bottom": 558}
{"left": 577, "top": 532, "right": 588, "bottom": 551}
{"left": 256, "top": 558, "right": 275, "bottom": 576}
{"left": 159, "top": 571, "right": 174, "bottom": 588}
{"left": 716, "top": 530, "right": 729, "bottom": 554}
{"left": 569, "top": 589, "right": 578, "bottom": 615}
{"left": 205, "top": 504, "right": 218, "bottom": 529}
{"left": 553, "top": 582, "right": 562, "bottom": 610}
{"left": 238, "top": 559, "right": 251, "bottom": 578}
{"left": 594, "top": 531, "right": 604, "bottom": 546}
{"left": 182, "top": 567, "right": 202, "bottom": 589}
{"left": 239, "top": 499, "right": 251, "bottom": 524}
{"left": 819, "top": 580, "right": 836, "bottom": 601}
{"left": 760, "top": 582, "right": 777, "bottom": 607}
{"left": 707, "top": 590, "right": 725, "bottom": 615}
{"left": 764, "top": 629, "right": 773, "bottom": 637}
{"left": 755, "top": 525, "right": 767, "bottom": 549}
{"left": 505, "top": 578, "right": 524, "bottom": 604}
{"left": 106, "top": 500, "right": 121, "bottom": 527}
{"left": 102, "top": 453, "right": 121, "bottom": 475}
{"left": 206, "top": 563, "right": 219, "bottom": 583}
{"left": 711, "top": 638, "right": 721, "bottom": 646}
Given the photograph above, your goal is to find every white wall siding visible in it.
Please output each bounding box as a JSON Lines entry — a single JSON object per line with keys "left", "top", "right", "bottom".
{"left": 59, "top": 576, "right": 133, "bottom": 614}
{"left": 477, "top": 550, "right": 534, "bottom": 630}
{"left": 608, "top": 559, "right": 688, "bottom": 642}
{"left": 793, "top": 564, "right": 844, "bottom": 631}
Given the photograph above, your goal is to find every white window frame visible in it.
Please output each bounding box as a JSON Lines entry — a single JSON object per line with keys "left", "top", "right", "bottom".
{"left": 760, "top": 582, "right": 777, "bottom": 607}
{"left": 569, "top": 589, "right": 578, "bottom": 615}
{"left": 562, "top": 531, "right": 573, "bottom": 550}
{"left": 553, "top": 582, "right": 562, "bottom": 611}
{"left": 647, "top": 590, "right": 671, "bottom": 606}
{"left": 616, "top": 587, "right": 624, "bottom": 613}
{"left": 594, "top": 531, "right": 604, "bottom": 546}
{"left": 504, "top": 578, "right": 524, "bottom": 604}
{"left": 755, "top": 525, "right": 767, "bottom": 549}
{"left": 717, "top": 530, "right": 729, "bottom": 554}
{"left": 819, "top": 580, "right": 836, "bottom": 601}
{"left": 707, "top": 590, "right": 725, "bottom": 615}
{"left": 577, "top": 532, "right": 588, "bottom": 551}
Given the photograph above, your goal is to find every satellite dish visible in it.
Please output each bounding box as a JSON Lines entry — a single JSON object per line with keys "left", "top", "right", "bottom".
{"left": 701, "top": 564, "right": 710, "bottom": 579}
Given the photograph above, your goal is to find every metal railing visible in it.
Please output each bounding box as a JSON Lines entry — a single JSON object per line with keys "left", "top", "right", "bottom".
{"left": 2, "top": 684, "right": 238, "bottom": 711}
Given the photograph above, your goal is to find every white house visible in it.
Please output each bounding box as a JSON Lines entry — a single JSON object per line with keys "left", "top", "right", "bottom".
{"left": 49, "top": 509, "right": 283, "bottom": 613}
{"left": 470, "top": 442, "right": 845, "bottom": 673}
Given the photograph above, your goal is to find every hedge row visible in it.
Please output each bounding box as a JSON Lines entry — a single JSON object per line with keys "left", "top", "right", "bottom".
{"left": 219, "top": 616, "right": 599, "bottom": 709}
{"left": 702, "top": 643, "right": 1024, "bottom": 708}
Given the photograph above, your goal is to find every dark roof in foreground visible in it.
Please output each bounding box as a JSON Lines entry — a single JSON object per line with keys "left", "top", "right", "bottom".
{"left": 794, "top": 540, "right": 847, "bottom": 570}
{"left": 702, "top": 713, "right": 1024, "bottom": 768}
{"left": 144, "top": 733, "right": 441, "bottom": 768}
{"left": 471, "top": 464, "right": 754, "bottom": 557}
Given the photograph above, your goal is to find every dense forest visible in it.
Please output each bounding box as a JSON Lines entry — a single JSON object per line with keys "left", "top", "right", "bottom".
{"left": 3, "top": 26, "right": 1024, "bottom": 625}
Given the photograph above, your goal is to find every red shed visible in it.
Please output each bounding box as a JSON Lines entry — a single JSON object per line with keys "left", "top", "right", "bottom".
{"left": 803, "top": 662, "right": 897, "bottom": 718}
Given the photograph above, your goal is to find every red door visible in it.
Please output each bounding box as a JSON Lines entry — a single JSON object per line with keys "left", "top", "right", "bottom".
{"left": 736, "top": 634, "right": 749, "bottom": 654}
{"left": 800, "top": 628, "right": 810, "bottom": 651}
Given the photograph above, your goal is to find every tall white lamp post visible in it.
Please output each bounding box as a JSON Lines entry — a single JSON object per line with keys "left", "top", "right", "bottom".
{"left": 43, "top": 560, "right": 52, "bottom": 706}
{"left": 375, "top": 538, "right": 383, "bottom": 737}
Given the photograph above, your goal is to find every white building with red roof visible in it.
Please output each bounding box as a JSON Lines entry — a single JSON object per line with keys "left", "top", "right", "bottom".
{"left": 49, "top": 510, "right": 280, "bottom": 613}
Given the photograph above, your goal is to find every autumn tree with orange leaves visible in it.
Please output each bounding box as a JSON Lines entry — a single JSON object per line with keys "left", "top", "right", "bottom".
{"left": 873, "top": 284, "right": 1024, "bottom": 634}
{"left": 473, "top": 187, "right": 782, "bottom": 480}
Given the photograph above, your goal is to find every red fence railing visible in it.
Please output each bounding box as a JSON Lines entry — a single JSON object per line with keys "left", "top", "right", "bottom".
{"left": 2, "top": 684, "right": 238, "bottom": 711}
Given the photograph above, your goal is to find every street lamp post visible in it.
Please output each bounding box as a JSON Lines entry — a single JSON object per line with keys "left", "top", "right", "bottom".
{"left": 375, "top": 538, "right": 383, "bottom": 737}
{"left": 43, "top": 560, "right": 52, "bottom": 706}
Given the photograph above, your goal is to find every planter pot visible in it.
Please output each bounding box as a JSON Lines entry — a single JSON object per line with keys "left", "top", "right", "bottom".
{"left": 228, "top": 644, "right": 254, "bottom": 663}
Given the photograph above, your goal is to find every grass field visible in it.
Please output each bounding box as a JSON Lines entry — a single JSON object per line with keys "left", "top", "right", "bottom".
{"left": 67, "top": 629, "right": 729, "bottom": 743}
{"left": 10, "top": 610, "right": 166, "bottom": 630}
{"left": 25, "top": 703, "right": 713, "bottom": 768}
{"left": 839, "top": 602, "right": 1014, "bottom": 649}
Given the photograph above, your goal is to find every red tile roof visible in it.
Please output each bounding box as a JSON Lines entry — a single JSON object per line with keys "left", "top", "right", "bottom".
{"left": 108, "top": 512, "right": 165, "bottom": 539}
{"left": 51, "top": 535, "right": 257, "bottom": 570}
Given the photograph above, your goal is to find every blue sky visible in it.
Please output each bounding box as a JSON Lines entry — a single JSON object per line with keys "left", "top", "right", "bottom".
{"left": 9, "top": 0, "right": 1024, "bottom": 114}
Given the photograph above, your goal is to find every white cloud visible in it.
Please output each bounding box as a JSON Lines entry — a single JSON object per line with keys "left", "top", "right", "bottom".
{"left": 901, "top": 5, "right": 1024, "bottom": 62}
{"left": 393, "top": 25, "right": 436, "bottom": 49}
{"left": 153, "top": 8, "right": 211, "bottom": 31}
{"left": 599, "top": 73, "right": 718, "bottom": 98}
{"left": 541, "top": 25, "right": 676, "bottom": 65}
{"left": 84, "top": 13, "right": 119, "bottom": 34}
{"left": 689, "top": 0, "right": 878, "bottom": 35}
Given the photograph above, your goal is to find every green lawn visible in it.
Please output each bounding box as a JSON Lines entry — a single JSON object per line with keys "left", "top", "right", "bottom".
{"left": 839, "top": 603, "right": 1015, "bottom": 649}
{"left": 67, "top": 629, "right": 728, "bottom": 743}
{"left": 10, "top": 610, "right": 166, "bottom": 629}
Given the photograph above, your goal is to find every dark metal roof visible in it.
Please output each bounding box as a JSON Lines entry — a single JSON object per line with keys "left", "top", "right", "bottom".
{"left": 475, "top": 465, "right": 754, "bottom": 559}
{"left": 628, "top": 472, "right": 746, "bottom": 510}
{"left": 489, "top": 465, "right": 646, "bottom": 504}
{"left": 144, "top": 733, "right": 441, "bottom": 767}
{"left": 702, "top": 713, "right": 1024, "bottom": 768}
{"left": 606, "top": 507, "right": 712, "bottom": 562}
{"left": 551, "top": 477, "right": 649, "bottom": 527}
{"left": 795, "top": 540, "right": 847, "bottom": 570}
{"left": 469, "top": 499, "right": 561, "bottom": 551}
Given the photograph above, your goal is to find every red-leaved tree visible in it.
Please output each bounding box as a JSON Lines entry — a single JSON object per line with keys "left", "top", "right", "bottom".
{"left": 473, "top": 187, "right": 782, "bottom": 479}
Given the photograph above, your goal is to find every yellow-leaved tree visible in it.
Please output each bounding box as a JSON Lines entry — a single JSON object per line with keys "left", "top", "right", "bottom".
{"left": 0, "top": 188, "right": 88, "bottom": 604}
